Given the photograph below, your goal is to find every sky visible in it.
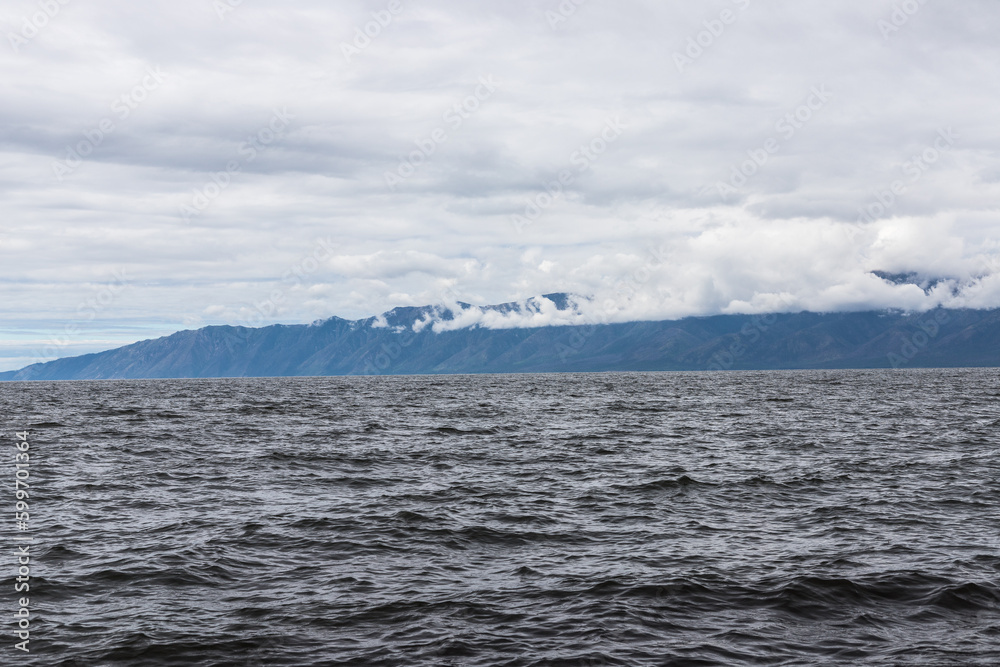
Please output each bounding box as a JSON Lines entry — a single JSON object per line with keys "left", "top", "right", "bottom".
{"left": 1, "top": 0, "right": 999, "bottom": 371}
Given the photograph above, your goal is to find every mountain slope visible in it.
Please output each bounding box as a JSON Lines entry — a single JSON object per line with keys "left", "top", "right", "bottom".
{"left": 2, "top": 303, "right": 998, "bottom": 381}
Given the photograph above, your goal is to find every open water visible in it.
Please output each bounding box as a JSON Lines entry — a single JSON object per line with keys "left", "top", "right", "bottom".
{"left": 2, "top": 369, "right": 999, "bottom": 665}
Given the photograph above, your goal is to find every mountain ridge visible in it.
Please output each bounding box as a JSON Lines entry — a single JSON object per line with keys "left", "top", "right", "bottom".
{"left": 2, "top": 297, "right": 999, "bottom": 381}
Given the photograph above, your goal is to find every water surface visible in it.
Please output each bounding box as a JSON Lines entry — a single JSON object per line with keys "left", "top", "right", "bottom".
{"left": 3, "top": 369, "right": 999, "bottom": 665}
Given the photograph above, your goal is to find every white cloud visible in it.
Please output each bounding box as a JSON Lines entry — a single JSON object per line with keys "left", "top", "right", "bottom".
{"left": 2, "top": 0, "right": 1000, "bottom": 369}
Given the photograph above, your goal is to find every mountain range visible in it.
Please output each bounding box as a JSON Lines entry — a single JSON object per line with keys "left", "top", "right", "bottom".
{"left": 2, "top": 294, "right": 999, "bottom": 381}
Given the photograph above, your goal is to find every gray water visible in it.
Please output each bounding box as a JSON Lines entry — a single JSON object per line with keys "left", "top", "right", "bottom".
{"left": 3, "top": 369, "right": 999, "bottom": 665}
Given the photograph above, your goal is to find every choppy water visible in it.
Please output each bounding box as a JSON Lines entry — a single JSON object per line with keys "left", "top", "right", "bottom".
{"left": 3, "top": 369, "right": 1000, "bottom": 666}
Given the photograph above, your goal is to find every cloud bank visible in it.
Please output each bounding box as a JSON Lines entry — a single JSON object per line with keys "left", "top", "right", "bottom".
{"left": 2, "top": 0, "right": 999, "bottom": 369}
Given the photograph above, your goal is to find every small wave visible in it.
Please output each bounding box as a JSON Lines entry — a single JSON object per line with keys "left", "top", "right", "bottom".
{"left": 430, "top": 426, "right": 499, "bottom": 435}
{"left": 615, "top": 475, "right": 712, "bottom": 492}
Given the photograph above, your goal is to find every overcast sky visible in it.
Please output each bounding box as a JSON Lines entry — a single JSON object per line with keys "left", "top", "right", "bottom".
{"left": 2, "top": 0, "right": 999, "bottom": 370}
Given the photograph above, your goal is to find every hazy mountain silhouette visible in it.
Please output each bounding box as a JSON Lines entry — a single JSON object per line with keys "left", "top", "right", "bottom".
{"left": 3, "top": 295, "right": 998, "bottom": 380}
